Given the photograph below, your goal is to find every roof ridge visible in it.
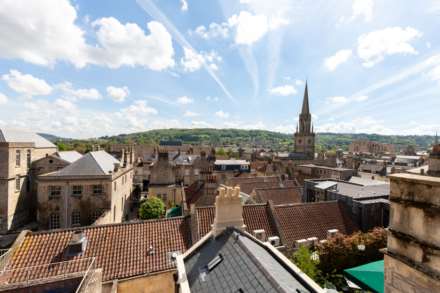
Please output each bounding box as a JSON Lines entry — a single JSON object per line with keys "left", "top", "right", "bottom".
{"left": 30, "top": 216, "right": 189, "bottom": 236}
{"left": 89, "top": 151, "right": 107, "bottom": 175}
{"left": 274, "top": 200, "right": 339, "bottom": 208}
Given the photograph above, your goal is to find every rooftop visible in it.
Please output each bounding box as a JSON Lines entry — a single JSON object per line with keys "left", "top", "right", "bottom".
{"left": 56, "top": 150, "right": 83, "bottom": 163}
{"left": 183, "top": 228, "right": 320, "bottom": 293}
{"left": 308, "top": 179, "right": 389, "bottom": 199}
{"left": 273, "top": 201, "right": 359, "bottom": 247}
{"left": 43, "top": 150, "right": 120, "bottom": 177}
{"left": 215, "top": 159, "right": 249, "bottom": 165}
{"left": 5, "top": 217, "right": 192, "bottom": 282}
{"left": 0, "top": 128, "right": 56, "bottom": 148}
{"left": 254, "top": 187, "right": 302, "bottom": 205}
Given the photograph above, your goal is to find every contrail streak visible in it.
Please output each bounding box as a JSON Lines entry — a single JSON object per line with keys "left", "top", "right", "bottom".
{"left": 136, "top": 0, "right": 237, "bottom": 103}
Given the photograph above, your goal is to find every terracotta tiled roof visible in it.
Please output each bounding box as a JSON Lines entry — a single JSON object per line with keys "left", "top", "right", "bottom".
{"left": 195, "top": 204, "right": 278, "bottom": 241}
{"left": 6, "top": 217, "right": 192, "bottom": 282}
{"left": 274, "top": 201, "right": 359, "bottom": 248}
{"left": 254, "top": 187, "right": 303, "bottom": 205}
{"left": 226, "top": 176, "right": 298, "bottom": 195}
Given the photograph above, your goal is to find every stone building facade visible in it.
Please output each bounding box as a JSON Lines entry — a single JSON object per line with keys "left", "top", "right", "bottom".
{"left": 385, "top": 142, "right": 440, "bottom": 292}
{"left": 36, "top": 150, "right": 134, "bottom": 229}
{"left": 349, "top": 140, "right": 395, "bottom": 155}
{"left": 0, "top": 129, "right": 57, "bottom": 233}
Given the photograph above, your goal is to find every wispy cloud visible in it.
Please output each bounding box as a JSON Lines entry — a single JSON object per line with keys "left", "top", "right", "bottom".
{"left": 136, "top": 0, "right": 236, "bottom": 103}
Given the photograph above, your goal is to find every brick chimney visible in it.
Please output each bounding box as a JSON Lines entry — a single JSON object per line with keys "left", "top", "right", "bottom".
{"left": 212, "top": 186, "right": 245, "bottom": 237}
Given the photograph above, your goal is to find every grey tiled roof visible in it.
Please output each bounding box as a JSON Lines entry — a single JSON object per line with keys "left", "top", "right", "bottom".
{"left": 0, "top": 128, "right": 56, "bottom": 148}
{"left": 56, "top": 151, "right": 82, "bottom": 163}
{"left": 184, "top": 228, "right": 314, "bottom": 293}
{"left": 46, "top": 151, "right": 120, "bottom": 177}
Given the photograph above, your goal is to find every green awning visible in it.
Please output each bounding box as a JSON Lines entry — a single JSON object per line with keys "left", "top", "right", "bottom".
{"left": 344, "top": 260, "right": 384, "bottom": 293}
{"left": 166, "top": 206, "right": 182, "bottom": 218}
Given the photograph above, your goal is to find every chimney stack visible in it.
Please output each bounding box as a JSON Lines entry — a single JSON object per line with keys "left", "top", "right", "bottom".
{"left": 212, "top": 186, "right": 245, "bottom": 237}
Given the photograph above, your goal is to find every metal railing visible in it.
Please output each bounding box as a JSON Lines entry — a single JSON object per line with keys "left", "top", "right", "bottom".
{"left": 0, "top": 257, "right": 95, "bottom": 290}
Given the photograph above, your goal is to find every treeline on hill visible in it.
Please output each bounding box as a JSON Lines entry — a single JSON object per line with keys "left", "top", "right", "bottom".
{"left": 40, "top": 129, "right": 436, "bottom": 152}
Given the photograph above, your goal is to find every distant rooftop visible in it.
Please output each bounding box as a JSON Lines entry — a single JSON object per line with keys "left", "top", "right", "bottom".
{"left": 0, "top": 128, "right": 56, "bottom": 148}
{"left": 215, "top": 159, "right": 249, "bottom": 165}
{"left": 44, "top": 150, "right": 120, "bottom": 177}
{"left": 308, "top": 179, "right": 389, "bottom": 199}
{"left": 56, "top": 151, "right": 82, "bottom": 163}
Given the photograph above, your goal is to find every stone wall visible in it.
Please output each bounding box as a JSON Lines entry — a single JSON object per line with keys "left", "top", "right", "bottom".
{"left": 385, "top": 173, "right": 440, "bottom": 292}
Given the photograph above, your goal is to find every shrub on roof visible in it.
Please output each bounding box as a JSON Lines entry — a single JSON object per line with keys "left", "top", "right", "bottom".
{"left": 139, "top": 196, "right": 165, "bottom": 220}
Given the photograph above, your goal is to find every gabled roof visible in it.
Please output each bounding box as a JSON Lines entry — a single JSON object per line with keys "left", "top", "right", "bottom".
{"left": 5, "top": 217, "right": 192, "bottom": 282}
{"left": 254, "top": 187, "right": 302, "bottom": 205}
{"left": 46, "top": 150, "right": 119, "bottom": 177}
{"left": 194, "top": 204, "right": 278, "bottom": 242}
{"left": 0, "top": 128, "right": 56, "bottom": 148}
{"left": 183, "top": 228, "right": 321, "bottom": 293}
{"left": 56, "top": 151, "right": 82, "bottom": 163}
{"left": 274, "top": 201, "right": 359, "bottom": 248}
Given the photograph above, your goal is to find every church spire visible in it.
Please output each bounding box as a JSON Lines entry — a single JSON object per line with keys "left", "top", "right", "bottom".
{"left": 301, "top": 81, "right": 310, "bottom": 114}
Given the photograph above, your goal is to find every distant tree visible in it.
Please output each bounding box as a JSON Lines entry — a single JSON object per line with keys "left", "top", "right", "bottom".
{"left": 139, "top": 196, "right": 165, "bottom": 220}
{"left": 216, "top": 147, "right": 226, "bottom": 156}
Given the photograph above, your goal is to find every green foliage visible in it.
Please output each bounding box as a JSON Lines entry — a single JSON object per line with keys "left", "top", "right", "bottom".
{"left": 51, "top": 129, "right": 436, "bottom": 153}
{"left": 292, "top": 246, "right": 321, "bottom": 281}
{"left": 138, "top": 197, "right": 165, "bottom": 220}
{"left": 317, "top": 228, "right": 386, "bottom": 277}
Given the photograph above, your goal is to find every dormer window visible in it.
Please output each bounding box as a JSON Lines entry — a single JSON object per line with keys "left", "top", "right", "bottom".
{"left": 67, "top": 231, "right": 87, "bottom": 256}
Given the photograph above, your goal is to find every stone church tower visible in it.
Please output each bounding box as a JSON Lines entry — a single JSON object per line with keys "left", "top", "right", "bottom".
{"left": 294, "top": 82, "right": 315, "bottom": 160}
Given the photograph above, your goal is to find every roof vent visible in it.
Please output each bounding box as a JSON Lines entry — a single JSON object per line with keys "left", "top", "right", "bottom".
{"left": 68, "top": 231, "right": 87, "bottom": 255}
{"left": 267, "top": 236, "right": 280, "bottom": 247}
{"left": 148, "top": 244, "right": 155, "bottom": 255}
{"left": 253, "top": 229, "right": 266, "bottom": 242}
{"left": 327, "top": 229, "right": 339, "bottom": 238}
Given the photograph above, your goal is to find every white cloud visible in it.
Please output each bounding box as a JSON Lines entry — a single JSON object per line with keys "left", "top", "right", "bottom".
{"left": 327, "top": 95, "right": 368, "bottom": 104}
{"left": 191, "top": 120, "right": 213, "bottom": 128}
{"left": 180, "top": 0, "right": 188, "bottom": 11}
{"left": 106, "top": 86, "right": 129, "bottom": 102}
{"left": 206, "top": 96, "right": 219, "bottom": 102}
{"left": 295, "top": 79, "right": 305, "bottom": 86}
{"left": 177, "top": 96, "right": 194, "bottom": 105}
{"left": 0, "top": 1, "right": 176, "bottom": 71}
{"left": 54, "top": 98, "right": 76, "bottom": 111}
{"left": 90, "top": 18, "right": 175, "bottom": 70}
{"left": 2, "top": 70, "right": 52, "bottom": 96}
{"left": 327, "top": 96, "right": 349, "bottom": 104}
{"left": 357, "top": 27, "right": 422, "bottom": 67}
{"left": 0, "top": 0, "right": 88, "bottom": 67}
{"left": 180, "top": 47, "right": 221, "bottom": 72}
{"left": 429, "top": 64, "right": 440, "bottom": 83}
{"left": 239, "top": 0, "right": 291, "bottom": 29}
{"left": 215, "top": 110, "right": 230, "bottom": 119}
{"left": 184, "top": 110, "right": 199, "bottom": 117}
{"left": 354, "top": 95, "right": 368, "bottom": 101}
{"left": 269, "top": 85, "right": 297, "bottom": 96}
{"left": 324, "top": 49, "right": 352, "bottom": 71}
{"left": 228, "top": 11, "right": 269, "bottom": 45}
{"left": 57, "top": 82, "right": 101, "bottom": 100}
{"left": 0, "top": 93, "right": 8, "bottom": 105}
{"left": 191, "top": 23, "right": 229, "bottom": 39}
{"left": 317, "top": 116, "right": 393, "bottom": 134}
{"left": 351, "top": 0, "right": 374, "bottom": 22}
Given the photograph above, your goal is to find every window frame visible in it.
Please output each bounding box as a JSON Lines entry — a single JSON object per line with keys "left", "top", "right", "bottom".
{"left": 71, "top": 210, "right": 81, "bottom": 226}
{"left": 15, "top": 150, "right": 21, "bottom": 167}
{"left": 92, "top": 184, "right": 104, "bottom": 195}
{"left": 48, "top": 185, "right": 62, "bottom": 199}
{"left": 71, "top": 185, "right": 83, "bottom": 197}
{"left": 49, "top": 213, "right": 61, "bottom": 229}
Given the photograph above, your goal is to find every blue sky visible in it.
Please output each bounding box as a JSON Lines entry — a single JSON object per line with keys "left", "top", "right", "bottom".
{"left": 0, "top": 0, "right": 439, "bottom": 138}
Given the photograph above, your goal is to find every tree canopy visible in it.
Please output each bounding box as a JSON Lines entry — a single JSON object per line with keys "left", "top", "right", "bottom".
{"left": 139, "top": 196, "right": 165, "bottom": 220}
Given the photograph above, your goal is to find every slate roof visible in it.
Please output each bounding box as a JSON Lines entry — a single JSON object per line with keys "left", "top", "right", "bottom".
{"left": 56, "top": 151, "right": 82, "bottom": 163}
{"left": 184, "top": 228, "right": 316, "bottom": 293}
{"left": 0, "top": 128, "right": 56, "bottom": 148}
{"left": 254, "top": 187, "right": 302, "bottom": 205}
{"left": 44, "top": 150, "right": 120, "bottom": 177}
{"left": 215, "top": 159, "right": 249, "bottom": 165}
{"left": 194, "top": 204, "right": 278, "bottom": 242}
{"left": 274, "top": 201, "right": 359, "bottom": 247}
{"left": 5, "top": 217, "right": 192, "bottom": 282}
